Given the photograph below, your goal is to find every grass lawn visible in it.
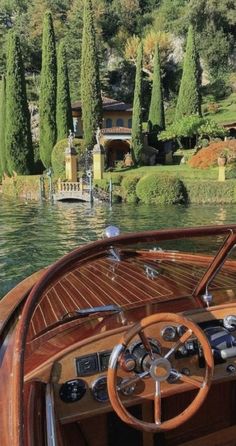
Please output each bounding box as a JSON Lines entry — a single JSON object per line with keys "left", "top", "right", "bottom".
{"left": 165, "top": 92, "right": 236, "bottom": 126}
{"left": 105, "top": 164, "right": 219, "bottom": 181}
{"left": 203, "top": 92, "right": 236, "bottom": 124}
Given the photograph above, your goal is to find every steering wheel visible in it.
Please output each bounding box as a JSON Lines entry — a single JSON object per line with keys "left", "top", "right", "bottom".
{"left": 107, "top": 313, "right": 214, "bottom": 432}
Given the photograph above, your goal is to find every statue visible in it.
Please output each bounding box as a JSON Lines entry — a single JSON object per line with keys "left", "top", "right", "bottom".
{"left": 68, "top": 129, "right": 74, "bottom": 149}
{"left": 96, "top": 127, "right": 101, "bottom": 148}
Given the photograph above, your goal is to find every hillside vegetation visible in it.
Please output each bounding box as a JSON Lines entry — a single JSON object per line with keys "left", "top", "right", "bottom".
{"left": 0, "top": 0, "right": 235, "bottom": 115}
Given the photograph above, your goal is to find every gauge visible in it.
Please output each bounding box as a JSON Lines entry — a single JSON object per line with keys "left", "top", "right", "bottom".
{"left": 129, "top": 338, "right": 161, "bottom": 373}
{"left": 161, "top": 325, "right": 177, "bottom": 341}
{"left": 91, "top": 376, "right": 109, "bottom": 403}
{"left": 177, "top": 324, "right": 188, "bottom": 338}
{"left": 59, "top": 379, "right": 86, "bottom": 403}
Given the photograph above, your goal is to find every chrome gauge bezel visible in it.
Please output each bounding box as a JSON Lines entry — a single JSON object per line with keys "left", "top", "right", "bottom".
{"left": 91, "top": 375, "right": 109, "bottom": 403}
{"left": 161, "top": 325, "right": 177, "bottom": 341}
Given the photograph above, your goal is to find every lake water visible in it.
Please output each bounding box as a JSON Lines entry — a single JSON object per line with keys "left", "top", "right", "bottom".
{"left": 1, "top": 196, "right": 236, "bottom": 298}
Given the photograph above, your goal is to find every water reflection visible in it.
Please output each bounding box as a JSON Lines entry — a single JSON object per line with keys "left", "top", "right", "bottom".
{"left": 1, "top": 196, "right": 236, "bottom": 298}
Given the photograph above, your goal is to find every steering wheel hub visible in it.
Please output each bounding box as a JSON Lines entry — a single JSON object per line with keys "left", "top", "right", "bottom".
{"left": 150, "top": 357, "right": 171, "bottom": 382}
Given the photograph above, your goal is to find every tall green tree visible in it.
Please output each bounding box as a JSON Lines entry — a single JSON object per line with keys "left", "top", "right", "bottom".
{"left": 175, "top": 25, "right": 201, "bottom": 121}
{"left": 0, "top": 75, "right": 6, "bottom": 174}
{"left": 39, "top": 10, "right": 57, "bottom": 168}
{"left": 56, "top": 40, "right": 73, "bottom": 141}
{"left": 80, "top": 0, "right": 102, "bottom": 150}
{"left": 131, "top": 41, "right": 143, "bottom": 165}
{"left": 148, "top": 44, "right": 165, "bottom": 146}
{"left": 5, "top": 32, "right": 33, "bottom": 175}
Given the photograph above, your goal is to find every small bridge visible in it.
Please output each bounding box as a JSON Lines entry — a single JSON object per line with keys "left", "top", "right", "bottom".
{"left": 53, "top": 180, "right": 109, "bottom": 202}
{"left": 53, "top": 180, "right": 92, "bottom": 202}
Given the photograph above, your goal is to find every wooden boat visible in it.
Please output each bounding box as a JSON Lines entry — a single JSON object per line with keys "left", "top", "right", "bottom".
{"left": 1, "top": 224, "right": 236, "bottom": 446}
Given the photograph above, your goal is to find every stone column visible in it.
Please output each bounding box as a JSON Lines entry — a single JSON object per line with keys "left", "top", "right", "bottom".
{"left": 93, "top": 144, "right": 104, "bottom": 180}
{"left": 65, "top": 146, "right": 78, "bottom": 182}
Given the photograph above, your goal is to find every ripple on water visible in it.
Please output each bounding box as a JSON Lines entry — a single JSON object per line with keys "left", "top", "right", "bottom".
{"left": 1, "top": 196, "right": 236, "bottom": 298}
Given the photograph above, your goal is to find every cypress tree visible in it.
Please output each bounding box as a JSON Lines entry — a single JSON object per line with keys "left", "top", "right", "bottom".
{"left": 56, "top": 40, "right": 73, "bottom": 141}
{"left": 81, "top": 0, "right": 102, "bottom": 150}
{"left": 131, "top": 42, "right": 143, "bottom": 165}
{"left": 148, "top": 44, "right": 165, "bottom": 147}
{"left": 175, "top": 25, "right": 201, "bottom": 122}
{"left": 0, "top": 76, "right": 7, "bottom": 174}
{"left": 5, "top": 32, "right": 33, "bottom": 175}
{"left": 39, "top": 11, "right": 57, "bottom": 168}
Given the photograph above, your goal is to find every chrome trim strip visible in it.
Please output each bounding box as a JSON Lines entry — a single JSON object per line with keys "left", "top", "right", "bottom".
{"left": 46, "top": 384, "right": 57, "bottom": 446}
{"left": 109, "top": 344, "right": 125, "bottom": 369}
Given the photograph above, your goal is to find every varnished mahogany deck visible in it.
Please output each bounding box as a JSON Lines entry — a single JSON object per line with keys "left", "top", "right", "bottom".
{"left": 28, "top": 253, "right": 236, "bottom": 340}
{"left": 2, "top": 225, "right": 236, "bottom": 446}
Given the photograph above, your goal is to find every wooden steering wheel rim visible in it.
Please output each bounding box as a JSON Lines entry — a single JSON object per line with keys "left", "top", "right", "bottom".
{"left": 107, "top": 312, "right": 214, "bottom": 433}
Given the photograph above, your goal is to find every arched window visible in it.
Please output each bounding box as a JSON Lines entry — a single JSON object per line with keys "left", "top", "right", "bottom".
{"left": 105, "top": 118, "right": 112, "bottom": 128}
{"left": 128, "top": 118, "right": 132, "bottom": 128}
{"left": 116, "top": 118, "right": 124, "bottom": 127}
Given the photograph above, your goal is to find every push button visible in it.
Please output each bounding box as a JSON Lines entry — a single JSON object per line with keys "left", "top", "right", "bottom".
{"left": 226, "top": 364, "right": 236, "bottom": 373}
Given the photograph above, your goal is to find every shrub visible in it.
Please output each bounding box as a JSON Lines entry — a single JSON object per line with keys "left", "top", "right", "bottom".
{"left": 136, "top": 174, "right": 185, "bottom": 204}
{"left": 189, "top": 139, "right": 236, "bottom": 168}
{"left": 226, "top": 162, "right": 236, "bottom": 180}
{"left": 121, "top": 175, "right": 140, "bottom": 202}
{"left": 51, "top": 138, "right": 85, "bottom": 179}
{"left": 207, "top": 102, "right": 219, "bottom": 113}
{"left": 183, "top": 180, "right": 236, "bottom": 203}
{"left": 111, "top": 174, "right": 123, "bottom": 185}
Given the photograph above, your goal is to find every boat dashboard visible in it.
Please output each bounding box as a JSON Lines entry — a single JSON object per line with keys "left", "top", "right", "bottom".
{"left": 52, "top": 304, "right": 236, "bottom": 424}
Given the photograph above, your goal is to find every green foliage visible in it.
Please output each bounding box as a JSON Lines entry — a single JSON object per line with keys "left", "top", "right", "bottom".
{"left": 0, "top": 75, "right": 6, "bottom": 174}
{"left": 121, "top": 174, "right": 140, "bottom": 202}
{"left": 148, "top": 45, "right": 165, "bottom": 146}
{"left": 183, "top": 180, "right": 236, "bottom": 204}
{"left": 5, "top": 32, "right": 34, "bottom": 175}
{"left": 131, "top": 42, "right": 143, "bottom": 165}
{"left": 80, "top": 0, "right": 102, "bottom": 150}
{"left": 51, "top": 137, "right": 85, "bottom": 179}
{"left": 56, "top": 40, "right": 73, "bottom": 141}
{"left": 198, "top": 119, "right": 227, "bottom": 140}
{"left": 39, "top": 11, "right": 57, "bottom": 168}
{"left": 226, "top": 163, "right": 236, "bottom": 180}
{"left": 136, "top": 174, "right": 185, "bottom": 204}
{"left": 2, "top": 174, "right": 42, "bottom": 199}
{"left": 159, "top": 115, "right": 203, "bottom": 141}
{"left": 175, "top": 25, "right": 201, "bottom": 121}
{"left": 188, "top": 1, "right": 234, "bottom": 80}
{"left": 159, "top": 116, "right": 227, "bottom": 142}
{"left": 110, "top": 173, "right": 123, "bottom": 185}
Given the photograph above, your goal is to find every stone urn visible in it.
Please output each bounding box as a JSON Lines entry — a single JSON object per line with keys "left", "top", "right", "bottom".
{"left": 124, "top": 152, "right": 133, "bottom": 167}
{"left": 217, "top": 156, "right": 227, "bottom": 166}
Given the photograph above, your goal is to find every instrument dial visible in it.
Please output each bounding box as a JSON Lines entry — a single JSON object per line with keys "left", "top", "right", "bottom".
{"left": 161, "top": 325, "right": 177, "bottom": 341}
{"left": 91, "top": 376, "right": 109, "bottom": 403}
{"left": 59, "top": 379, "right": 86, "bottom": 403}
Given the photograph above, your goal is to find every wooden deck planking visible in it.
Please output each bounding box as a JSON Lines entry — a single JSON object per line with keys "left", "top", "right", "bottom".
{"left": 28, "top": 255, "right": 236, "bottom": 340}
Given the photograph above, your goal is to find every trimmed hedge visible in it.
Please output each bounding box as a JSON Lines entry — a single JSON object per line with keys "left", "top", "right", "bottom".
{"left": 136, "top": 174, "right": 185, "bottom": 204}
{"left": 2, "top": 175, "right": 41, "bottom": 200}
{"left": 225, "top": 163, "right": 236, "bottom": 180}
{"left": 183, "top": 180, "right": 236, "bottom": 203}
{"left": 51, "top": 138, "right": 85, "bottom": 179}
{"left": 121, "top": 175, "right": 140, "bottom": 203}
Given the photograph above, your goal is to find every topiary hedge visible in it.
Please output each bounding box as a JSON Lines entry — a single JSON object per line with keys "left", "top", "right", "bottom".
{"left": 51, "top": 138, "right": 85, "bottom": 179}
{"left": 136, "top": 174, "right": 186, "bottom": 204}
{"left": 183, "top": 180, "right": 236, "bottom": 203}
{"left": 225, "top": 162, "right": 236, "bottom": 180}
{"left": 121, "top": 175, "right": 141, "bottom": 203}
